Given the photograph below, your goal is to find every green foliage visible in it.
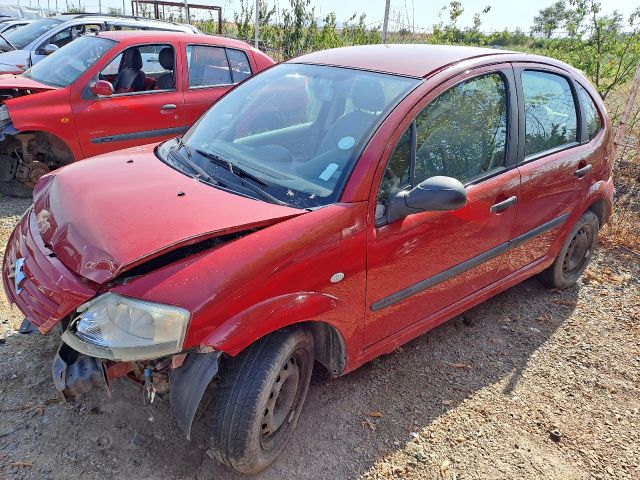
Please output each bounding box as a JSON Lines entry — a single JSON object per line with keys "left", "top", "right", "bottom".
{"left": 217, "top": 0, "right": 639, "bottom": 102}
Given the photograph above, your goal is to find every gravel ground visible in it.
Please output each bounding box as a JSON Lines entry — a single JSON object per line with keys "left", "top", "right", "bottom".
{"left": 1, "top": 195, "right": 638, "bottom": 480}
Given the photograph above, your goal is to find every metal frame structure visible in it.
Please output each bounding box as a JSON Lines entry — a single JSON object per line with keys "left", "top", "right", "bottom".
{"left": 131, "top": 0, "right": 222, "bottom": 33}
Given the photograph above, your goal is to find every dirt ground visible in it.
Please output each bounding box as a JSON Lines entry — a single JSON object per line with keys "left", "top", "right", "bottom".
{"left": 0, "top": 195, "right": 638, "bottom": 480}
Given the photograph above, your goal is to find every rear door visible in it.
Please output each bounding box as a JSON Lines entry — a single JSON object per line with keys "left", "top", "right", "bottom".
{"left": 72, "top": 41, "right": 186, "bottom": 158}
{"left": 181, "top": 43, "right": 255, "bottom": 126}
{"left": 365, "top": 65, "right": 520, "bottom": 347}
{"left": 497, "top": 64, "right": 590, "bottom": 277}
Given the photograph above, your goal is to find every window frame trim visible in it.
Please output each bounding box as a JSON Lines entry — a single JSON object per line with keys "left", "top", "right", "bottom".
{"left": 374, "top": 66, "right": 518, "bottom": 227}
{"left": 514, "top": 66, "right": 583, "bottom": 163}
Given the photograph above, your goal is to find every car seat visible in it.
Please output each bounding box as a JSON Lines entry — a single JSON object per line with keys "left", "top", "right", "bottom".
{"left": 316, "top": 78, "right": 386, "bottom": 154}
{"left": 155, "top": 47, "right": 175, "bottom": 90}
{"left": 114, "top": 48, "right": 145, "bottom": 93}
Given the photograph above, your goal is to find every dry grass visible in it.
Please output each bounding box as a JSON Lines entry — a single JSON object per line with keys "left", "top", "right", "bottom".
{"left": 601, "top": 86, "right": 640, "bottom": 253}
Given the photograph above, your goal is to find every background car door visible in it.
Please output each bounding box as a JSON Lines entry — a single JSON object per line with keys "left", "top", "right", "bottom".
{"left": 365, "top": 66, "right": 520, "bottom": 347}
{"left": 181, "top": 43, "right": 254, "bottom": 125}
{"left": 497, "top": 65, "right": 589, "bottom": 277}
{"left": 72, "top": 42, "right": 186, "bottom": 159}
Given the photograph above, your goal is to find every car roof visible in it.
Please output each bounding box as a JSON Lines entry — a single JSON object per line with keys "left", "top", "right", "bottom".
{"left": 47, "top": 14, "right": 197, "bottom": 32}
{"left": 290, "top": 44, "right": 516, "bottom": 78}
{"left": 95, "top": 30, "right": 252, "bottom": 50}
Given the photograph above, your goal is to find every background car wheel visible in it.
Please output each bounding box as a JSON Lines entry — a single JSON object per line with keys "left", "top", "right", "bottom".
{"left": 0, "top": 179, "right": 33, "bottom": 198}
{"left": 209, "top": 328, "right": 314, "bottom": 474}
{"left": 539, "top": 210, "right": 599, "bottom": 289}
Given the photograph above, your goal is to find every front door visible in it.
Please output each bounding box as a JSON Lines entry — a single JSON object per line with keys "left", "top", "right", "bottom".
{"left": 365, "top": 66, "right": 520, "bottom": 347}
{"left": 72, "top": 42, "right": 185, "bottom": 159}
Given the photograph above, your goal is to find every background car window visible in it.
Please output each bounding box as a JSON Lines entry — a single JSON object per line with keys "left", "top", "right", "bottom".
{"left": 376, "top": 73, "right": 508, "bottom": 221}
{"left": 47, "top": 24, "right": 101, "bottom": 49}
{"left": 187, "top": 45, "right": 232, "bottom": 87}
{"left": 522, "top": 70, "right": 578, "bottom": 157}
{"left": 4, "top": 18, "right": 62, "bottom": 49}
{"left": 226, "top": 48, "right": 251, "bottom": 83}
{"left": 576, "top": 83, "right": 602, "bottom": 141}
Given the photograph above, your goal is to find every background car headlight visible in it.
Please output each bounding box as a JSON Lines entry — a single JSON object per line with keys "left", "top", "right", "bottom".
{"left": 61, "top": 293, "right": 190, "bottom": 361}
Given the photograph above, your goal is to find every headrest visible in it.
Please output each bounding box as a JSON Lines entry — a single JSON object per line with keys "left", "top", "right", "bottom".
{"left": 351, "top": 78, "right": 386, "bottom": 113}
{"left": 159, "top": 47, "right": 174, "bottom": 70}
{"left": 122, "top": 48, "right": 142, "bottom": 70}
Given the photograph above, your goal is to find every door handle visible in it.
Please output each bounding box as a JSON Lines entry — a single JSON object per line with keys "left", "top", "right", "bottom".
{"left": 574, "top": 164, "right": 592, "bottom": 178}
{"left": 490, "top": 195, "right": 518, "bottom": 213}
{"left": 161, "top": 104, "right": 177, "bottom": 111}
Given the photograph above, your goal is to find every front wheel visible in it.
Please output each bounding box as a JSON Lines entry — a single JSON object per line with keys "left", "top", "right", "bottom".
{"left": 539, "top": 210, "right": 599, "bottom": 289}
{"left": 209, "top": 328, "right": 314, "bottom": 474}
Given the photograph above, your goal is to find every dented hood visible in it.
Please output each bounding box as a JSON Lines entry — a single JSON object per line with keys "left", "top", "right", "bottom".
{"left": 32, "top": 144, "right": 305, "bottom": 284}
{"left": 0, "top": 73, "right": 57, "bottom": 92}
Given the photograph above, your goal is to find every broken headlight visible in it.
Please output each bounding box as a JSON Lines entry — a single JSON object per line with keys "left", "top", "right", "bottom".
{"left": 61, "top": 293, "right": 190, "bottom": 361}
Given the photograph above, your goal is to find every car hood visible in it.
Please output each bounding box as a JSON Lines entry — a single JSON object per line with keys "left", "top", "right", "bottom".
{"left": 0, "top": 73, "right": 57, "bottom": 91}
{"left": 32, "top": 144, "right": 306, "bottom": 284}
{"left": 0, "top": 49, "right": 30, "bottom": 72}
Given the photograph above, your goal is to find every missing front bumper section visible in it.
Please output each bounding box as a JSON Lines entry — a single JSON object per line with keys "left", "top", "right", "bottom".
{"left": 52, "top": 342, "right": 108, "bottom": 399}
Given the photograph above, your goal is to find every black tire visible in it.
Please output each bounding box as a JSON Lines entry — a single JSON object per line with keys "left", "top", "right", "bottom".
{"left": 0, "top": 179, "right": 33, "bottom": 198}
{"left": 539, "top": 210, "right": 599, "bottom": 289}
{"left": 209, "top": 328, "right": 314, "bottom": 474}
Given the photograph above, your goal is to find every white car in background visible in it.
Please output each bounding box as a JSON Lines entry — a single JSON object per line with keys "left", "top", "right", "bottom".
{"left": 0, "top": 13, "right": 200, "bottom": 74}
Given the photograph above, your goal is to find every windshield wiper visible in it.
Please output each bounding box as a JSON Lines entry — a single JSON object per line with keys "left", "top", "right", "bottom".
{"left": 170, "top": 138, "right": 218, "bottom": 185}
{"left": 194, "top": 148, "right": 287, "bottom": 206}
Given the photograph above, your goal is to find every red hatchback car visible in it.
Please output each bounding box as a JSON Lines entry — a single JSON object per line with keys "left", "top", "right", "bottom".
{"left": 0, "top": 30, "right": 274, "bottom": 196}
{"left": 3, "top": 44, "right": 613, "bottom": 473}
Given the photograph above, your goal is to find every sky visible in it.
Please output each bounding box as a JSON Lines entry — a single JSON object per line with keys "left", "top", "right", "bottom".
{"left": 4, "top": 0, "right": 640, "bottom": 32}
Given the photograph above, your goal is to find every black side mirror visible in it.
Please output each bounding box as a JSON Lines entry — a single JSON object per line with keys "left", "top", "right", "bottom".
{"left": 386, "top": 176, "right": 467, "bottom": 224}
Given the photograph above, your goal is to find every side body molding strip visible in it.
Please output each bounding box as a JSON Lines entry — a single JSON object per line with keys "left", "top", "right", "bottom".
{"left": 370, "top": 212, "right": 569, "bottom": 312}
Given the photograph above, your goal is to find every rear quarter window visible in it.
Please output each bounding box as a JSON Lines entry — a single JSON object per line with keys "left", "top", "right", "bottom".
{"left": 576, "top": 83, "right": 602, "bottom": 141}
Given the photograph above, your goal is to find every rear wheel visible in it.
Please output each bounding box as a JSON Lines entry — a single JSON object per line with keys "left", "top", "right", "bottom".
{"left": 539, "top": 210, "right": 599, "bottom": 289}
{"left": 209, "top": 328, "right": 314, "bottom": 474}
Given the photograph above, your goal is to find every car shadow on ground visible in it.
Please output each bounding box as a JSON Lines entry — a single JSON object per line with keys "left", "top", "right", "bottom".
{"left": 0, "top": 198, "right": 581, "bottom": 480}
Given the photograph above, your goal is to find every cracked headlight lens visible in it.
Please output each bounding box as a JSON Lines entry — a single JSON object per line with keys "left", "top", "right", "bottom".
{"left": 62, "top": 293, "right": 190, "bottom": 361}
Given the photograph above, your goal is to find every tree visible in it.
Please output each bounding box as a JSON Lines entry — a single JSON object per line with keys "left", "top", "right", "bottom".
{"left": 532, "top": 1, "right": 568, "bottom": 38}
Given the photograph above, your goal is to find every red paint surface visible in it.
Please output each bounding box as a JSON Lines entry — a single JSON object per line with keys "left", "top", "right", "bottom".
{"left": 2, "top": 31, "right": 274, "bottom": 161}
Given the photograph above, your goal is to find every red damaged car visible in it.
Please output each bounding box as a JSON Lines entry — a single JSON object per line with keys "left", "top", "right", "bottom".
{"left": 3, "top": 45, "right": 613, "bottom": 473}
{"left": 0, "top": 30, "right": 274, "bottom": 196}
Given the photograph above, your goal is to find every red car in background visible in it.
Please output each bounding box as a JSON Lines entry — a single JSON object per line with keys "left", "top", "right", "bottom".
{"left": 0, "top": 30, "right": 274, "bottom": 196}
{"left": 3, "top": 44, "right": 613, "bottom": 474}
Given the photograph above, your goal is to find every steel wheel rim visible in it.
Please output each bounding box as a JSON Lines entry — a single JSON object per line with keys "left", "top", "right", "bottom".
{"left": 562, "top": 225, "right": 592, "bottom": 277}
{"left": 259, "top": 348, "right": 308, "bottom": 451}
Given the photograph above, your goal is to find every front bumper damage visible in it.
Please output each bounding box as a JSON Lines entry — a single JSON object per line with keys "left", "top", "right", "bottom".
{"left": 47, "top": 327, "right": 221, "bottom": 439}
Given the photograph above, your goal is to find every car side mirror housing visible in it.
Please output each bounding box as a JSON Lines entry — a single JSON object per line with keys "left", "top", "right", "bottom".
{"left": 42, "top": 44, "right": 59, "bottom": 55}
{"left": 386, "top": 176, "right": 467, "bottom": 224}
{"left": 90, "top": 80, "right": 114, "bottom": 97}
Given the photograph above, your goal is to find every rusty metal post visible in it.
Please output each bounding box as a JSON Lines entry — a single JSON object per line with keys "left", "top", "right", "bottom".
{"left": 613, "top": 62, "right": 640, "bottom": 158}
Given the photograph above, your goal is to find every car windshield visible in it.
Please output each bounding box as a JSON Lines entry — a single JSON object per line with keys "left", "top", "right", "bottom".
{"left": 23, "top": 36, "right": 115, "bottom": 87}
{"left": 178, "top": 63, "right": 419, "bottom": 208}
{"left": 4, "top": 18, "right": 62, "bottom": 49}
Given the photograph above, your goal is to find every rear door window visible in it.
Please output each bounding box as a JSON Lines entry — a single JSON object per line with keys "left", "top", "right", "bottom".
{"left": 187, "top": 45, "right": 232, "bottom": 88}
{"left": 521, "top": 70, "right": 578, "bottom": 157}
